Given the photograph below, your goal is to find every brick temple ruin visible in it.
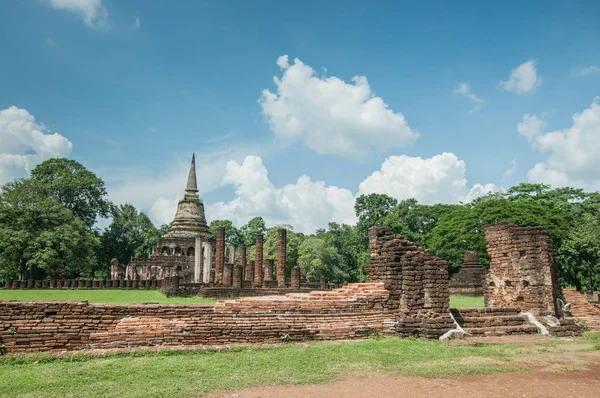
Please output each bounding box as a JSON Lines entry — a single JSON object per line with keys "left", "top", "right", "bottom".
{"left": 0, "top": 213, "right": 587, "bottom": 352}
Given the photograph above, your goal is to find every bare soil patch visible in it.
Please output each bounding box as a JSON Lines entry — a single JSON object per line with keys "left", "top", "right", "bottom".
{"left": 217, "top": 351, "right": 600, "bottom": 398}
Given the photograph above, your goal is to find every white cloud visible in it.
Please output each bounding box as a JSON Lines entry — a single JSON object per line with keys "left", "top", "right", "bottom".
{"left": 464, "top": 183, "right": 504, "bottom": 203}
{"left": 47, "top": 0, "right": 108, "bottom": 29}
{"left": 504, "top": 159, "right": 518, "bottom": 177}
{"left": 453, "top": 83, "right": 485, "bottom": 113}
{"left": 259, "top": 55, "right": 419, "bottom": 157}
{"left": 0, "top": 106, "right": 73, "bottom": 186}
{"left": 523, "top": 98, "right": 600, "bottom": 191}
{"left": 572, "top": 66, "right": 600, "bottom": 77}
{"left": 358, "top": 153, "right": 471, "bottom": 204}
{"left": 207, "top": 156, "right": 356, "bottom": 233}
{"left": 135, "top": 16, "right": 140, "bottom": 29}
{"left": 500, "top": 60, "right": 542, "bottom": 95}
{"left": 517, "top": 113, "right": 547, "bottom": 141}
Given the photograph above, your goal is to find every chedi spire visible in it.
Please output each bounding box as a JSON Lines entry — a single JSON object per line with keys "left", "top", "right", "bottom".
{"left": 185, "top": 153, "right": 199, "bottom": 199}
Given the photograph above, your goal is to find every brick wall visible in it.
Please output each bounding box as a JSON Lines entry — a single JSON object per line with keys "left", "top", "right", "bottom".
{"left": 484, "top": 223, "right": 563, "bottom": 316}
{"left": 0, "top": 283, "right": 395, "bottom": 352}
{"left": 365, "top": 226, "right": 454, "bottom": 338}
{"left": 2, "top": 279, "right": 162, "bottom": 290}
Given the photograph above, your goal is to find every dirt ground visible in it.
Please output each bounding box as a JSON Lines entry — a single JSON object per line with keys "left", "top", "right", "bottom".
{"left": 217, "top": 351, "right": 600, "bottom": 398}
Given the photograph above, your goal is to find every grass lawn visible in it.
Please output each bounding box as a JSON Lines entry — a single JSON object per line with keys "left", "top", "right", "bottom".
{"left": 1, "top": 332, "right": 598, "bottom": 398}
{"left": 0, "top": 289, "right": 482, "bottom": 307}
{"left": 450, "top": 295, "right": 484, "bottom": 308}
{"left": 0, "top": 289, "right": 217, "bottom": 304}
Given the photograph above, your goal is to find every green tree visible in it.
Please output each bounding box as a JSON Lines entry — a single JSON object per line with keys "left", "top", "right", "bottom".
{"left": 0, "top": 179, "right": 99, "bottom": 280}
{"left": 239, "top": 216, "right": 267, "bottom": 247}
{"left": 559, "top": 214, "right": 600, "bottom": 291}
{"left": 98, "top": 204, "right": 161, "bottom": 269}
{"left": 209, "top": 220, "right": 243, "bottom": 246}
{"left": 319, "top": 222, "right": 366, "bottom": 282}
{"left": 263, "top": 225, "right": 303, "bottom": 278}
{"left": 354, "top": 193, "right": 398, "bottom": 235}
{"left": 297, "top": 236, "right": 341, "bottom": 282}
{"left": 29, "top": 158, "right": 112, "bottom": 228}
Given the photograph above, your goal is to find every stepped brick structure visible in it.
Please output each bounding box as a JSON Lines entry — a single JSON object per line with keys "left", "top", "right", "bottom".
{"left": 449, "top": 251, "right": 486, "bottom": 296}
{"left": 484, "top": 223, "right": 564, "bottom": 316}
{"left": 126, "top": 154, "right": 214, "bottom": 283}
{"left": 365, "top": 226, "right": 454, "bottom": 338}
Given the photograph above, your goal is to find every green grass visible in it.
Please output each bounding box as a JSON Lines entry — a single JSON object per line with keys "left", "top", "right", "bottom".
{"left": 0, "top": 337, "right": 535, "bottom": 398}
{"left": 0, "top": 289, "right": 217, "bottom": 305}
{"left": 450, "top": 295, "right": 484, "bottom": 308}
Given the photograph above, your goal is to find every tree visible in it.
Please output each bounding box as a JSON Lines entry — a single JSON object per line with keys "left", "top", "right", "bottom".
{"left": 0, "top": 179, "right": 99, "bottom": 280}
{"left": 319, "top": 222, "right": 366, "bottom": 282}
{"left": 239, "top": 216, "right": 267, "bottom": 247}
{"left": 29, "top": 158, "right": 112, "bottom": 228}
{"left": 209, "top": 220, "right": 243, "bottom": 246}
{"left": 263, "top": 225, "right": 303, "bottom": 278}
{"left": 354, "top": 193, "right": 398, "bottom": 234}
{"left": 297, "top": 236, "right": 341, "bottom": 282}
{"left": 98, "top": 204, "right": 161, "bottom": 269}
{"left": 559, "top": 214, "right": 600, "bottom": 291}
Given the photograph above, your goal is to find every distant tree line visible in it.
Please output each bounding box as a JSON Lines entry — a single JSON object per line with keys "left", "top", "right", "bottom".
{"left": 0, "top": 158, "right": 598, "bottom": 291}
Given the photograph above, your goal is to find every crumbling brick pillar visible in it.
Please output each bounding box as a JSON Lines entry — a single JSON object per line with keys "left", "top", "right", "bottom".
{"left": 228, "top": 244, "right": 235, "bottom": 264}
{"left": 484, "top": 222, "right": 563, "bottom": 316}
{"left": 223, "top": 264, "right": 232, "bottom": 287}
{"left": 247, "top": 260, "right": 255, "bottom": 283}
{"left": 291, "top": 266, "right": 301, "bottom": 289}
{"left": 254, "top": 234, "right": 263, "bottom": 286}
{"left": 239, "top": 246, "right": 247, "bottom": 281}
{"left": 233, "top": 264, "right": 243, "bottom": 288}
{"left": 320, "top": 275, "right": 327, "bottom": 289}
{"left": 277, "top": 228, "right": 287, "bottom": 288}
{"left": 365, "top": 226, "right": 454, "bottom": 338}
{"left": 4, "top": 279, "right": 12, "bottom": 289}
{"left": 209, "top": 268, "right": 215, "bottom": 283}
{"left": 215, "top": 226, "right": 225, "bottom": 284}
{"left": 264, "top": 259, "right": 274, "bottom": 282}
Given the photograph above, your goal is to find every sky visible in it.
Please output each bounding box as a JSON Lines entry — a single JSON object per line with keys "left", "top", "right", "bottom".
{"left": 1, "top": 0, "right": 599, "bottom": 233}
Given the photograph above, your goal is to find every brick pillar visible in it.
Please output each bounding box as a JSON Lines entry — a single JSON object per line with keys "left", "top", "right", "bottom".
{"left": 264, "top": 259, "right": 274, "bottom": 281}
{"left": 233, "top": 264, "right": 243, "bottom": 288}
{"left": 248, "top": 260, "right": 255, "bottom": 283}
{"left": 254, "top": 234, "right": 263, "bottom": 286}
{"left": 239, "top": 246, "right": 247, "bottom": 281}
{"left": 223, "top": 264, "right": 232, "bottom": 287}
{"left": 194, "top": 236, "right": 203, "bottom": 283}
{"left": 216, "top": 226, "right": 225, "bottom": 284}
{"left": 320, "top": 275, "right": 327, "bottom": 289}
{"left": 4, "top": 279, "right": 12, "bottom": 289}
{"left": 277, "top": 229, "right": 287, "bottom": 287}
{"left": 209, "top": 268, "right": 215, "bottom": 283}
{"left": 291, "top": 266, "right": 301, "bottom": 289}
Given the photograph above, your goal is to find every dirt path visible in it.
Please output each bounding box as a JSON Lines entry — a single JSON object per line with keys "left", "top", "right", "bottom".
{"left": 217, "top": 351, "right": 600, "bottom": 398}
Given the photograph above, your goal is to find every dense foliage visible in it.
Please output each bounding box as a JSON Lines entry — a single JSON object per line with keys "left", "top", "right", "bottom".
{"left": 0, "top": 158, "right": 598, "bottom": 290}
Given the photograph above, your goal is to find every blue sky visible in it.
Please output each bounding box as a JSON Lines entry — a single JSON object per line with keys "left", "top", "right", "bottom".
{"left": 1, "top": 0, "right": 599, "bottom": 233}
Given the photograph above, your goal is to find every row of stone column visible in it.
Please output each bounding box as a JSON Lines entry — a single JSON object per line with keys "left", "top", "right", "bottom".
{"left": 3, "top": 279, "right": 162, "bottom": 289}
{"left": 214, "top": 227, "right": 292, "bottom": 288}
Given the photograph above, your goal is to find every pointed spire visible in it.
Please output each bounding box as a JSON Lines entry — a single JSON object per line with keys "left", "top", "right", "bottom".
{"left": 185, "top": 153, "right": 198, "bottom": 198}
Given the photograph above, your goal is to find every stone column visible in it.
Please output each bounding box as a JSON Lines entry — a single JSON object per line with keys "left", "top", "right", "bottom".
{"left": 194, "top": 236, "right": 203, "bottom": 283}
{"left": 291, "top": 266, "right": 301, "bottom": 289}
{"left": 233, "top": 264, "right": 243, "bottom": 288}
{"left": 320, "top": 275, "right": 327, "bottom": 289}
{"left": 203, "top": 241, "right": 212, "bottom": 283}
{"left": 277, "top": 229, "right": 287, "bottom": 287}
{"left": 254, "top": 234, "right": 263, "bottom": 286}
{"left": 264, "top": 259, "right": 274, "bottom": 282}
{"left": 223, "top": 264, "right": 232, "bottom": 287}
{"left": 228, "top": 244, "right": 235, "bottom": 264}
{"left": 216, "top": 226, "right": 225, "bottom": 284}
{"left": 247, "top": 260, "right": 255, "bottom": 284}
{"left": 209, "top": 268, "right": 215, "bottom": 283}
{"left": 239, "top": 246, "right": 247, "bottom": 282}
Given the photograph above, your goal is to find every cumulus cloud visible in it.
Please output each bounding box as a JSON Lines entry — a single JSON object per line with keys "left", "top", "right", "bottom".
{"left": 572, "top": 66, "right": 600, "bottom": 77}
{"left": 259, "top": 55, "right": 418, "bottom": 157}
{"left": 517, "top": 113, "right": 547, "bottom": 141}
{"left": 47, "top": 0, "right": 108, "bottom": 29}
{"left": 522, "top": 98, "right": 600, "bottom": 191}
{"left": 358, "top": 153, "right": 472, "bottom": 204}
{"left": 207, "top": 156, "right": 356, "bottom": 233}
{"left": 453, "top": 83, "right": 485, "bottom": 113}
{"left": 500, "top": 60, "right": 542, "bottom": 95}
{"left": 0, "top": 106, "right": 73, "bottom": 186}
